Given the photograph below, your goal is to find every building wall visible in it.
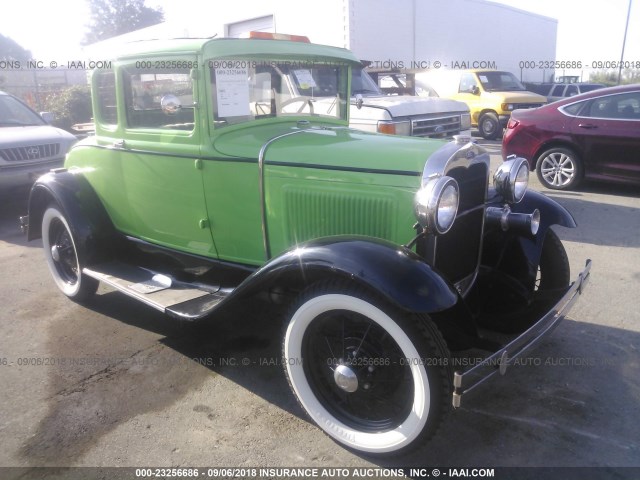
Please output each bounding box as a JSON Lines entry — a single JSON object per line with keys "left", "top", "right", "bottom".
{"left": 348, "top": 0, "right": 557, "bottom": 82}
{"left": 84, "top": 0, "right": 557, "bottom": 82}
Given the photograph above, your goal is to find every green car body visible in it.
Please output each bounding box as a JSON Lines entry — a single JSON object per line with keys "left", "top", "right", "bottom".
{"left": 72, "top": 38, "right": 433, "bottom": 264}
{"left": 22, "top": 36, "right": 591, "bottom": 456}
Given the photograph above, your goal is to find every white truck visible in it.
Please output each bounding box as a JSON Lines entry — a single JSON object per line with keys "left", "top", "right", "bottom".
{"left": 348, "top": 64, "right": 471, "bottom": 138}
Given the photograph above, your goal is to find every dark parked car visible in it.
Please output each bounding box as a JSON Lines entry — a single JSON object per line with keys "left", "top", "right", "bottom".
{"left": 502, "top": 84, "right": 640, "bottom": 190}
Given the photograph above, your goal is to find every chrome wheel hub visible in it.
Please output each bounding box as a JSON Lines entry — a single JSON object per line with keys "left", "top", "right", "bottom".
{"left": 334, "top": 364, "right": 358, "bottom": 392}
{"left": 541, "top": 153, "right": 575, "bottom": 186}
{"left": 51, "top": 244, "right": 60, "bottom": 262}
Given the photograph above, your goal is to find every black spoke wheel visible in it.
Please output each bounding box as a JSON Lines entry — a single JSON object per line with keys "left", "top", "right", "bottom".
{"left": 303, "top": 310, "right": 414, "bottom": 432}
{"left": 42, "top": 205, "right": 98, "bottom": 301}
{"left": 480, "top": 229, "right": 570, "bottom": 333}
{"left": 282, "top": 282, "right": 451, "bottom": 455}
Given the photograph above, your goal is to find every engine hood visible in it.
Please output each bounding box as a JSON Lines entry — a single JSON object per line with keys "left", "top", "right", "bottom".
{"left": 212, "top": 122, "right": 446, "bottom": 183}
{"left": 354, "top": 95, "right": 469, "bottom": 117}
{"left": 0, "top": 125, "right": 77, "bottom": 148}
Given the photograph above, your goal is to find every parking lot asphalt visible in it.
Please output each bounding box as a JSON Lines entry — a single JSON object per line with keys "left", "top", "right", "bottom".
{"left": 0, "top": 138, "right": 639, "bottom": 476}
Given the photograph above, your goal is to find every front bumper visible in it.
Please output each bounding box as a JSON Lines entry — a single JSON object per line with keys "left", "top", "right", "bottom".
{"left": 0, "top": 159, "right": 63, "bottom": 189}
{"left": 452, "top": 259, "right": 592, "bottom": 407}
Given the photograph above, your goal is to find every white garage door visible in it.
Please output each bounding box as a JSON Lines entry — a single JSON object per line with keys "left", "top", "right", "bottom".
{"left": 226, "top": 15, "right": 275, "bottom": 38}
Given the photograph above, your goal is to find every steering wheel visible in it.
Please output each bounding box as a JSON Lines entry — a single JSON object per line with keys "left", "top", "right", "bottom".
{"left": 280, "top": 97, "right": 314, "bottom": 114}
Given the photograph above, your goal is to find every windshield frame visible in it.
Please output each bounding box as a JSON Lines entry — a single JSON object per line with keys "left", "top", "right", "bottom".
{"left": 208, "top": 58, "right": 350, "bottom": 130}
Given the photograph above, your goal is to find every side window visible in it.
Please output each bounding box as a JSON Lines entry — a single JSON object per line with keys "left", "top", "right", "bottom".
{"left": 565, "top": 85, "right": 578, "bottom": 97}
{"left": 550, "top": 85, "right": 565, "bottom": 97}
{"left": 616, "top": 93, "right": 640, "bottom": 119}
{"left": 123, "top": 66, "right": 195, "bottom": 130}
{"left": 587, "top": 93, "right": 640, "bottom": 119}
{"left": 459, "top": 73, "right": 477, "bottom": 94}
{"left": 94, "top": 70, "right": 117, "bottom": 125}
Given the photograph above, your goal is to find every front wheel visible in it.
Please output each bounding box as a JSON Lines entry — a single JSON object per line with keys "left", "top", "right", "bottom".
{"left": 536, "top": 147, "right": 583, "bottom": 190}
{"left": 479, "top": 228, "right": 570, "bottom": 333}
{"left": 282, "top": 283, "right": 451, "bottom": 455}
{"left": 478, "top": 112, "right": 501, "bottom": 140}
{"left": 42, "top": 205, "right": 98, "bottom": 301}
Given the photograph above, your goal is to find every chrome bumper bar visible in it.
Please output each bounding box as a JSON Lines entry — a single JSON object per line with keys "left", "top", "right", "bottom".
{"left": 452, "top": 259, "right": 592, "bottom": 408}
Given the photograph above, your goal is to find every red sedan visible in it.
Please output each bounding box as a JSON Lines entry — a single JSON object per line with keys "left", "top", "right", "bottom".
{"left": 502, "top": 84, "right": 640, "bottom": 190}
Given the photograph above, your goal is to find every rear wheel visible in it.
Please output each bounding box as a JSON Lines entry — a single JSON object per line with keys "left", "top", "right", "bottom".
{"left": 42, "top": 205, "right": 98, "bottom": 301}
{"left": 282, "top": 283, "right": 451, "bottom": 455}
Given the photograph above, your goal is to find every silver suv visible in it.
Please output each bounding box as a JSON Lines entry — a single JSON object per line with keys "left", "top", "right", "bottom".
{"left": 0, "top": 91, "right": 77, "bottom": 190}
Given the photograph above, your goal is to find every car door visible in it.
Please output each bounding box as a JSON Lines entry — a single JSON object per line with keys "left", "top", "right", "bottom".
{"left": 114, "top": 59, "right": 218, "bottom": 258}
{"left": 570, "top": 91, "right": 640, "bottom": 183}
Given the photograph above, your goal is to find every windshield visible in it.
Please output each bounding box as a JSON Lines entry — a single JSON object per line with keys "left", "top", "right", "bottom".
{"left": 0, "top": 95, "right": 46, "bottom": 127}
{"left": 210, "top": 59, "right": 349, "bottom": 128}
{"left": 476, "top": 71, "right": 526, "bottom": 92}
{"left": 351, "top": 66, "right": 383, "bottom": 96}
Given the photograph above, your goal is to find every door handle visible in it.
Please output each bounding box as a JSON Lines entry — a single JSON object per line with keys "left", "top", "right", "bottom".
{"left": 578, "top": 123, "right": 598, "bottom": 129}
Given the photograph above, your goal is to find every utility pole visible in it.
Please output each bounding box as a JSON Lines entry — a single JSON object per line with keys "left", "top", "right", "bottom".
{"left": 618, "top": 0, "right": 633, "bottom": 85}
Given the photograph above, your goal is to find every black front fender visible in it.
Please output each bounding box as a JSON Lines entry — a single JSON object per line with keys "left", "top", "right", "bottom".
{"left": 511, "top": 189, "right": 576, "bottom": 268}
{"left": 511, "top": 189, "right": 576, "bottom": 231}
{"left": 233, "top": 236, "right": 459, "bottom": 314}
{"left": 26, "top": 170, "right": 115, "bottom": 265}
{"left": 483, "top": 189, "right": 577, "bottom": 293}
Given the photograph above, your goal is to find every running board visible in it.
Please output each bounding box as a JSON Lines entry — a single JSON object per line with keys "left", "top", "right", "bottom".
{"left": 83, "top": 261, "right": 232, "bottom": 321}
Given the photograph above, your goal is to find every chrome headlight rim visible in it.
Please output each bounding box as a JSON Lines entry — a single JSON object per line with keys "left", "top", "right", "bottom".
{"left": 494, "top": 156, "right": 529, "bottom": 204}
{"left": 414, "top": 175, "right": 460, "bottom": 235}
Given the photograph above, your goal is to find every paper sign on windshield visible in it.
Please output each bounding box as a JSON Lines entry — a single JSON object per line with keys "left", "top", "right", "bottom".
{"left": 216, "top": 68, "right": 250, "bottom": 117}
{"left": 293, "top": 69, "right": 317, "bottom": 90}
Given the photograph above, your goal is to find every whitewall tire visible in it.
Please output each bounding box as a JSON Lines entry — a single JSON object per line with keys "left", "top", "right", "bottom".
{"left": 282, "top": 285, "right": 451, "bottom": 455}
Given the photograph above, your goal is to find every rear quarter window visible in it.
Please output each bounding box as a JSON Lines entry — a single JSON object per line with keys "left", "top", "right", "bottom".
{"left": 94, "top": 70, "right": 117, "bottom": 126}
{"left": 560, "top": 101, "right": 586, "bottom": 116}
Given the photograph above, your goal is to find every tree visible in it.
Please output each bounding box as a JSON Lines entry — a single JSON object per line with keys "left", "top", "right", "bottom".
{"left": 0, "top": 33, "right": 32, "bottom": 61}
{"left": 589, "top": 69, "right": 640, "bottom": 86}
{"left": 42, "top": 85, "right": 93, "bottom": 133}
{"left": 82, "top": 0, "right": 164, "bottom": 45}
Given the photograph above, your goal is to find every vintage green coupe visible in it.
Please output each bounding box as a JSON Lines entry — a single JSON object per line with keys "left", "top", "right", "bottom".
{"left": 21, "top": 34, "right": 591, "bottom": 455}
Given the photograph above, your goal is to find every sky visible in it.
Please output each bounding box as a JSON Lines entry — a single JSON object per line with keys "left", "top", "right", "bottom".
{"left": 0, "top": 0, "right": 638, "bottom": 74}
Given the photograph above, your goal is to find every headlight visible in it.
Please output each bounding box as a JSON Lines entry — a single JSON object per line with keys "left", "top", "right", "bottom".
{"left": 494, "top": 156, "right": 529, "bottom": 203}
{"left": 501, "top": 103, "right": 515, "bottom": 111}
{"left": 377, "top": 120, "right": 411, "bottom": 136}
{"left": 414, "top": 176, "right": 459, "bottom": 234}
